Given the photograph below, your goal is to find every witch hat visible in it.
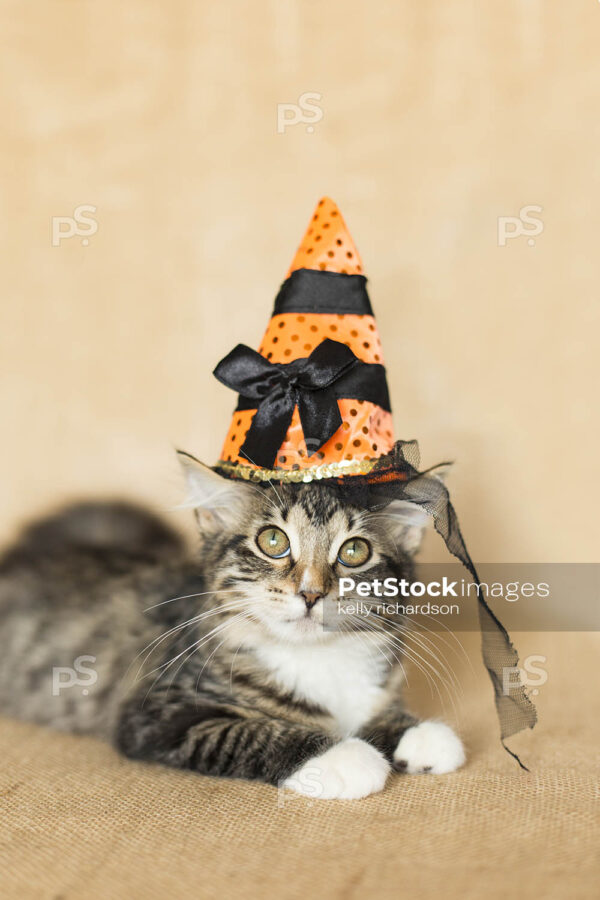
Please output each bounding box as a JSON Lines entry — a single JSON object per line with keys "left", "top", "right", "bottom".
{"left": 209, "top": 197, "right": 536, "bottom": 765}
{"left": 214, "top": 197, "right": 394, "bottom": 480}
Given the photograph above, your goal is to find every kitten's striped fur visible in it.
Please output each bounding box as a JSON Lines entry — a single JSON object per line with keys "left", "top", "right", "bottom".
{"left": 0, "top": 457, "right": 465, "bottom": 797}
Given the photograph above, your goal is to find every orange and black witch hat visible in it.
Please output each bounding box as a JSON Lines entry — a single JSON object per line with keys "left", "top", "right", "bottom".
{"left": 208, "top": 197, "right": 537, "bottom": 764}
{"left": 214, "top": 197, "right": 395, "bottom": 482}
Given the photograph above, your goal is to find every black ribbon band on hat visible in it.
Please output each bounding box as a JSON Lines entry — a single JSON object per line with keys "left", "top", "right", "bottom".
{"left": 273, "top": 268, "right": 373, "bottom": 316}
{"left": 213, "top": 338, "right": 390, "bottom": 468}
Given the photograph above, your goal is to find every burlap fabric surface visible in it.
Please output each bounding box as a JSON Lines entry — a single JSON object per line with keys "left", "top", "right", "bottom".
{"left": 1, "top": 632, "right": 597, "bottom": 900}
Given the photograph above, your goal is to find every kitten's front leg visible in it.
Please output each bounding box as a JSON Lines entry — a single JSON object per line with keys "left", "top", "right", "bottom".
{"left": 116, "top": 692, "right": 335, "bottom": 786}
{"left": 357, "top": 706, "right": 419, "bottom": 760}
{"left": 358, "top": 708, "right": 466, "bottom": 775}
{"left": 116, "top": 690, "right": 391, "bottom": 799}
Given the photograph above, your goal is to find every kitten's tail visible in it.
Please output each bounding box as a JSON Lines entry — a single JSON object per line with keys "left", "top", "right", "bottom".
{"left": 1, "top": 501, "right": 184, "bottom": 566}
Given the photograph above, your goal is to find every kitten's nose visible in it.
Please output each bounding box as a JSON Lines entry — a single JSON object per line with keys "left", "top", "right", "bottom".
{"left": 300, "top": 590, "right": 324, "bottom": 610}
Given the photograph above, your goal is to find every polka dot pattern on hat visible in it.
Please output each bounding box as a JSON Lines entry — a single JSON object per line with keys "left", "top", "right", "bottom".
{"left": 259, "top": 314, "right": 384, "bottom": 366}
{"left": 286, "top": 197, "right": 363, "bottom": 277}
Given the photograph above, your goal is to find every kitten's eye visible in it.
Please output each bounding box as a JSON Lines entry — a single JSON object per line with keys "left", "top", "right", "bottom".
{"left": 256, "top": 527, "right": 291, "bottom": 559}
{"left": 337, "top": 538, "right": 371, "bottom": 567}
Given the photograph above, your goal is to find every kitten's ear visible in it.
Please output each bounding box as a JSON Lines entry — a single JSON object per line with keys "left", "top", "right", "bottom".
{"left": 428, "top": 462, "right": 452, "bottom": 484}
{"left": 383, "top": 464, "right": 453, "bottom": 555}
{"left": 383, "top": 500, "right": 430, "bottom": 555}
{"left": 176, "top": 450, "right": 253, "bottom": 531}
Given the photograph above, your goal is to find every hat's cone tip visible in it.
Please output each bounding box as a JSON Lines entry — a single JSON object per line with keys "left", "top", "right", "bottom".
{"left": 287, "top": 197, "right": 364, "bottom": 278}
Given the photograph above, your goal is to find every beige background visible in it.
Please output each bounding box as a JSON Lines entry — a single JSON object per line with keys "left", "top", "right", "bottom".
{"left": 1, "top": 0, "right": 598, "bottom": 563}
{"left": 0, "top": 4, "right": 599, "bottom": 898}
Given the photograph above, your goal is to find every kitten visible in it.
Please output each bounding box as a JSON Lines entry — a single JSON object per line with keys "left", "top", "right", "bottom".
{"left": 0, "top": 454, "right": 465, "bottom": 800}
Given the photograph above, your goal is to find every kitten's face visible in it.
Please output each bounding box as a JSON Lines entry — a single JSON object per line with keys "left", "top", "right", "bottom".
{"left": 180, "top": 457, "right": 426, "bottom": 645}
{"left": 222, "top": 486, "right": 408, "bottom": 643}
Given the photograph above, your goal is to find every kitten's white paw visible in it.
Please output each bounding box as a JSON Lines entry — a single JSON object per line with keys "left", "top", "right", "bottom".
{"left": 284, "top": 738, "right": 390, "bottom": 800}
{"left": 393, "top": 721, "right": 465, "bottom": 775}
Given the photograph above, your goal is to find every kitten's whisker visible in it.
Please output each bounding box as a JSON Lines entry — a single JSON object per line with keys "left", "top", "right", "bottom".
{"left": 242, "top": 481, "right": 285, "bottom": 517}
{"left": 406, "top": 632, "right": 463, "bottom": 695}
{"left": 383, "top": 635, "right": 447, "bottom": 708}
{"left": 344, "top": 615, "right": 406, "bottom": 679}
{"left": 401, "top": 633, "right": 462, "bottom": 702}
{"left": 347, "top": 613, "right": 411, "bottom": 686}
{"left": 141, "top": 613, "right": 250, "bottom": 705}
{"left": 228, "top": 639, "right": 246, "bottom": 693}
{"left": 142, "top": 610, "right": 251, "bottom": 680}
{"left": 156, "top": 595, "right": 264, "bottom": 696}
{"left": 361, "top": 605, "right": 456, "bottom": 673}
{"left": 127, "top": 613, "right": 205, "bottom": 685}
{"left": 417, "top": 613, "right": 475, "bottom": 670}
{"left": 366, "top": 610, "right": 462, "bottom": 695}
{"left": 380, "top": 622, "right": 459, "bottom": 693}
{"left": 144, "top": 597, "right": 265, "bottom": 705}
{"left": 374, "top": 627, "right": 463, "bottom": 721}
{"left": 193, "top": 621, "right": 249, "bottom": 695}
{"left": 339, "top": 618, "right": 390, "bottom": 670}
{"left": 144, "top": 588, "right": 241, "bottom": 612}
{"left": 130, "top": 598, "right": 252, "bottom": 679}
{"left": 236, "top": 450, "right": 285, "bottom": 511}
{"left": 355, "top": 616, "right": 446, "bottom": 706}
{"left": 366, "top": 611, "right": 461, "bottom": 692}
{"left": 165, "top": 613, "right": 250, "bottom": 698}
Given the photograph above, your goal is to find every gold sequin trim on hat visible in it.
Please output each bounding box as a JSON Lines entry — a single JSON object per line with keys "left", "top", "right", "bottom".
{"left": 214, "top": 457, "right": 380, "bottom": 483}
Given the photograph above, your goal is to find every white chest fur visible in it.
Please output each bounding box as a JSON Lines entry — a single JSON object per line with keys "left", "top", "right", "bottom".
{"left": 255, "top": 635, "right": 388, "bottom": 736}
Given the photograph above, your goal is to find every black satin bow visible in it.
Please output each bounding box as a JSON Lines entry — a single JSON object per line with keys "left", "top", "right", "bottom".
{"left": 213, "top": 339, "right": 390, "bottom": 468}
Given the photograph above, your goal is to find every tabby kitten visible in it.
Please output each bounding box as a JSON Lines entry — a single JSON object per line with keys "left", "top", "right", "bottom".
{"left": 0, "top": 454, "right": 464, "bottom": 799}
